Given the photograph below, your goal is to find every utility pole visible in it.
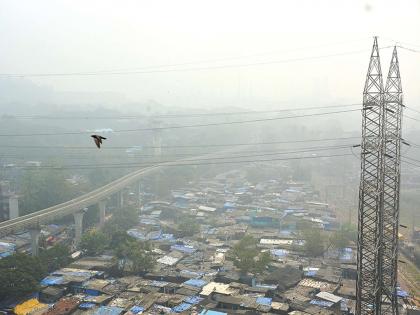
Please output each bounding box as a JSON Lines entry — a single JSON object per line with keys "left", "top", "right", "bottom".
{"left": 356, "top": 38, "right": 403, "bottom": 315}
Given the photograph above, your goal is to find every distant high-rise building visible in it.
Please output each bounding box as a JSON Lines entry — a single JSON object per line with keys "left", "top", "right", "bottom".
{"left": 0, "top": 181, "right": 18, "bottom": 221}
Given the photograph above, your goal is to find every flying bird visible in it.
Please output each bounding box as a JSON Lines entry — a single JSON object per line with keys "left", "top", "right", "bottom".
{"left": 91, "top": 135, "right": 107, "bottom": 148}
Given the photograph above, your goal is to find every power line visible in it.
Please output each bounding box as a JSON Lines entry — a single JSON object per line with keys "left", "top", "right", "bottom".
{"left": 71, "top": 38, "right": 372, "bottom": 74}
{"left": 0, "top": 136, "right": 359, "bottom": 150}
{"left": 405, "top": 106, "right": 420, "bottom": 115}
{"left": 3, "top": 103, "right": 362, "bottom": 120}
{"left": 6, "top": 102, "right": 417, "bottom": 123}
{"left": 396, "top": 45, "right": 420, "bottom": 54}
{"left": 405, "top": 115, "right": 420, "bottom": 122}
{"left": 0, "top": 47, "right": 392, "bottom": 78}
{"left": 6, "top": 145, "right": 352, "bottom": 165}
{"left": 399, "top": 160, "right": 420, "bottom": 173}
{"left": 0, "top": 108, "right": 361, "bottom": 137}
{"left": 402, "top": 139, "right": 420, "bottom": 150}
{"left": 401, "top": 155, "right": 420, "bottom": 164}
{"left": 20, "top": 152, "right": 354, "bottom": 170}
{"left": 401, "top": 158, "right": 420, "bottom": 170}
{"left": 0, "top": 144, "right": 355, "bottom": 159}
{"left": 383, "top": 37, "right": 420, "bottom": 48}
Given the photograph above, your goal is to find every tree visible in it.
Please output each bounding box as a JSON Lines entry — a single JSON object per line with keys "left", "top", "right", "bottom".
{"left": 329, "top": 224, "right": 357, "bottom": 250}
{"left": 114, "top": 238, "right": 154, "bottom": 274}
{"left": 83, "top": 205, "right": 99, "bottom": 230}
{"left": 39, "top": 244, "right": 71, "bottom": 272}
{"left": 20, "top": 169, "right": 79, "bottom": 215}
{"left": 129, "top": 246, "right": 154, "bottom": 273}
{"left": 88, "top": 168, "right": 113, "bottom": 188}
{"left": 0, "top": 253, "right": 46, "bottom": 300}
{"left": 231, "top": 235, "right": 271, "bottom": 274}
{"left": 104, "top": 206, "right": 138, "bottom": 232}
{"left": 302, "top": 228, "right": 325, "bottom": 257}
{"left": 255, "top": 251, "right": 272, "bottom": 273}
{"left": 79, "top": 229, "right": 108, "bottom": 255}
{"left": 177, "top": 215, "right": 199, "bottom": 237}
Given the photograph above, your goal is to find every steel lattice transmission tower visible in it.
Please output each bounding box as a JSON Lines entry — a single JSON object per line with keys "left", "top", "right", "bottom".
{"left": 356, "top": 38, "right": 403, "bottom": 315}
{"left": 381, "top": 46, "right": 403, "bottom": 315}
{"left": 357, "top": 36, "right": 385, "bottom": 315}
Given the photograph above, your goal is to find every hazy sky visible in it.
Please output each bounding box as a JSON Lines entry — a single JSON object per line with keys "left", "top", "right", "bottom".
{"left": 1, "top": 0, "right": 419, "bottom": 111}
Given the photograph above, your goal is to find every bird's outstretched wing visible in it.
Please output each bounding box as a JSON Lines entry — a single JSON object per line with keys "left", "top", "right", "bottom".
{"left": 91, "top": 135, "right": 101, "bottom": 148}
{"left": 94, "top": 137, "right": 101, "bottom": 148}
{"left": 91, "top": 134, "right": 106, "bottom": 148}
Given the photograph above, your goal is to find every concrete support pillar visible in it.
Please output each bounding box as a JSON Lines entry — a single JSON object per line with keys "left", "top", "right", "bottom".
{"left": 98, "top": 200, "right": 106, "bottom": 226}
{"left": 152, "top": 127, "right": 162, "bottom": 157}
{"left": 73, "top": 211, "right": 84, "bottom": 246}
{"left": 135, "top": 182, "right": 141, "bottom": 207}
{"left": 8, "top": 195, "right": 19, "bottom": 219}
{"left": 152, "top": 124, "right": 162, "bottom": 199}
{"left": 29, "top": 228, "right": 41, "bottom": 256}
{"left": 119, "top": 190, "right": 124, "bottom": 208}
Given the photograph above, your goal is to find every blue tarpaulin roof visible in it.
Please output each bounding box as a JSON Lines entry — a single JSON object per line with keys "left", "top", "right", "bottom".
{"left": 129, "top": 306, "right": 144, "bottom": 314}
{"left": 271, "top": 249, "right": 288, "bottom": 257}
{"left": 310, "top": 299, "right": 334, "bottom": 308}
{"left": 84, "top": 288, "right": 101, "bottom": 296}
{"left": 53, "top": 269, "right": 97, "bottom": 277}
{"left": 147, "top": 230, "right": 162, "bottom": 240}
{"left": 0, "top": 251, "right": 13, "bottom": 258}
{"left": 340, "top": 253, "right": 352, "bottom": 260}
{"left": 183, "top": 279, "right": 207, "bottom": 288}
{"left": 339, "top": 247, "right": 353, "bottom": 260}
{"left": 93, "top": 306, "right": 124, "bottom": 315}
{"left": 140, "top": 218, "right": 157, "bottom": 225}
{"left": 127, "top": 229, "right": 146, "bottom": 240}
{"left": 150, "top": 280, "right": 169, "bottom": 287}
{"left": 200, "top": 310, "right": 227, "bottom": 315}
{"left": 41, "top": 276, "right": 64, "bottom": 286}
{"left": 180, "top": 270, "right": 205, "bottom": 277}
{"left": 171, "top": 244, "right": 196, "bottom": 253}
{"left": 223, "top": 202, "right": 236, "bottom": 209}
{"left": 255, "top": 283, "right": 278, "bottom": 290}
{"left": 256, "top": 297, "right": 272, "bottom": 306}
{"left": 159, "top": 233, "right": 175, "bottom": 241}
{"left": 0, "top": 241, "right": 16, "bottom": 250}
{"left": 341, "top": 299, "right": 349, "bottom": 311}
{"left": 397, "top": 289, "right": 409, "bottom": 298}
{"left": 172, "top": 303, "right": 193, "bottom": 313}
{"left": 184, "top": 296, "right": 204, "bottom": 305}
{"left": 79, "top": 303, "right": 96, "bottom": 309}
{"left": 304, "top": 270, "right": 317, "bottom": 277}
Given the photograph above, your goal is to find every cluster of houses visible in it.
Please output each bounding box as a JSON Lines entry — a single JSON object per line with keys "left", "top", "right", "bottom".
{"left": 4, "top": 168, "right": 411, "bottom": 314}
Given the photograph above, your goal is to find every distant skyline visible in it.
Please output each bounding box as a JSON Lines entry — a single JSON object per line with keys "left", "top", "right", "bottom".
{"left": 1, "top": 0, "right": 420, "bottom": 112}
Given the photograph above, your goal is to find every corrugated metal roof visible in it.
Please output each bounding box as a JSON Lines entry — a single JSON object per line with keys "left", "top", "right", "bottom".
{"left": 310, "top": 299, "right": 334, "bottom": 308}
{"left": 200, "top": 282, "right": 235, "bottom": 296}
{"left": 172, "top": 302, "right": 192, "bottom": 313}
{"left": 256, "top": 297, "right": 272, "bottom": 306}
{"left": 316, "top": 291, "right": 342, "bottom": 303}
{"left": 199, "top": 310, "right": 227, "bottom": 315}
{"left": 183, "top": 279, "right": 207, "bottom": 288}
{"left": 171, "top": 244, "right": 196, "bottom": 254}
{"left": 93, "top": 306, "right": 124, "bottom": 315}
{"left": 184, "top": 296, "right": 204, "bottom": 305}
{"left": 157, "top": 255, "right": 179, "bottom": 266}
